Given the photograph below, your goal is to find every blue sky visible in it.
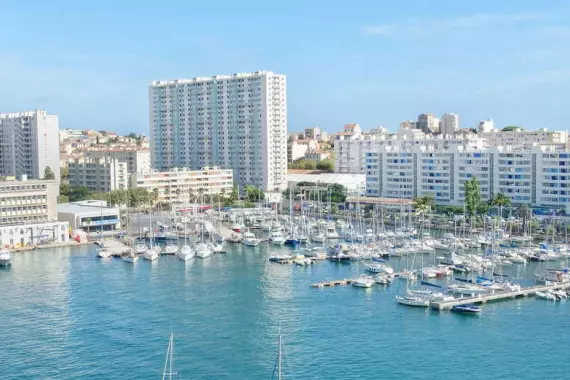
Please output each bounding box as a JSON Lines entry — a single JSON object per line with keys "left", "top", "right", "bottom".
{"left": 1, "top": 0, "right": 569, "bottom": 134}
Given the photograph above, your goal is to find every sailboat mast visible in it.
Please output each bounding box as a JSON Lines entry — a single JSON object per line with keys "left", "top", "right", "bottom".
{"left": 169, "top": 333, "right": 174, "bottom": 380}
{"left": 278, "top": 332, "right": 282, "bottom": 380}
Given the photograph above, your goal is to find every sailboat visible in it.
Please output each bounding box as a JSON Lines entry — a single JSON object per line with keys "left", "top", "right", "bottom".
{"left": 271, "top": 328, "right": 286, "bottom": 380}
{"left": 162, "top": 332, "right": 177, "bottom": 380}
{"left": 177, "top": 222, "right": 194, "bottom": 261}
{"left": 143, "top": 214, "right": 160, "bottom": 261}
{"left": 0, "top": 248, "right": 12, "bottom": 267}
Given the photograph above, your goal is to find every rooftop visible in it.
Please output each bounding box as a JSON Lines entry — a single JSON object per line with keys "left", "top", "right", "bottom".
{"left": 151, "top": 71, "right": 280, "bottom": 86}
{"left": 57, "top": 201, "right": 119, "bottom": 216}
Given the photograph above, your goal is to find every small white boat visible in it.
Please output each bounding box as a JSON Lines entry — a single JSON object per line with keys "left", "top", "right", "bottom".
{"left": 310, "top": 233, "right": 326, "bottom": 243}
{"left": 121, "top": 250, "right": 139, "bottom": 263}
{"left": 366, "top": 263, "right": 394, "bottom": 275}
{"left": 395, "top": 295, "right": 430, "bottom": 307}
{"left": 0, "top": 248, "right": 12, "bottom": 267}
{"left": 176, "top": 245, "right": 195, "bottom": 261}
{"left": 142, "top": 247, "right": 160, "bottom": 261}
{"left": 162, "top": 244, "right": 179, "bottom": 255}
{"left": 269, "top": 231, "right": 286, "bottom": 246}
{"left": 535, "top": 291, "right": 557, "bottom": 301}
{"left": 242, "top": 232, "right": 261, "bottom": 247}
{"left": 352, "top": 275, "right": 375, "bottom": 288}
{"left": 195, "top": 243, "right": 212, "bottom": 259}
{"left": 210, "top": 243, "right": 224, "bottom": 253}
{"left": 96, "top": 248, "right": 112, "bottom": 259}
{"left": 134, "top": 243, "right": 147, "bottom": 254}
{"left": 375, "top": 275, "right": 392, "bottom": 285}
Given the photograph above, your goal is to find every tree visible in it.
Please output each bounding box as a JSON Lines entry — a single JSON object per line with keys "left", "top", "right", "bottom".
{"left": 230, "top": 184, "right": 239, "bottom": 202}
{"left": 516, "top": 203, "right": 532, "bottom": 233}
{"left": 84, "top": 217, "right": 92, "bottom": 235}
{"left": 316, "top": 159, "right": 334, "bottom": 171}
{"left": 59, "top": 183, "right": 72, "bottom": 197}
{"left": 175, "top": 188, "right": 181, "bottom": 203}
{"left": 464, "top": 177, "right": 481, "bottom": 218}
{"left": 244, "top": 185, "right": 265, "bottom": 202}
{"left": 489, "top": 192, "right": 511, "bottom": 219}
{"left": 60, "top": 166, "right": 69, "bottom": 180}
{"left": 152, "top": 188, "right": 159, "bottom": 206}
{"left": 70, "top": 186, "right": 91, "bottom": 202}
{"left": 502, "top": 126, "right": 523, "bottom": 132}
{"left": 43, "top": 166, "right": 55, "bottom": 180}
{"left": 412, "top": 195, "right": 434, "bottom": 216}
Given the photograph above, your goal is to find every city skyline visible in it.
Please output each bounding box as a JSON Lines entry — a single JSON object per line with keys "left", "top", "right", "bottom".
{"left": 1, "top": 1, "right": 570, "bottom": 134}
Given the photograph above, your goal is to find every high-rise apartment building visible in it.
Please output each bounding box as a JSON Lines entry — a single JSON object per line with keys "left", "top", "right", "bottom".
{"left": 149, "top": 71, "right": 287, "bottom": 191}
{"left": 417, "top": 113, "right": 440, "bottom": 134}
{"left": 0, "top": 110, "right": 60, "bottom": 182}
{"left": 440, "top": 113, "right": 460, "bottom": 135}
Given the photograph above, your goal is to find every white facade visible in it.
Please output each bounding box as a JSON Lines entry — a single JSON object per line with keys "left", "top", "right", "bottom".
{"left": 57, "top": 200, "right": 120, "bottom": 231}
{"left": 287, "top": 172, "right": 366, "bottom": 196}
{"left": 0, "top": 221, "right": 69, "bottom": 249}
{"left": 0, "top": 178, "right": 58, "bottom": 226}
{"left": 130, "top": 167, "right": 233, "bottom": 204}
{"left": 480, "top": 129, "right": 568, "bottom": 148}
{"left": 365, "top": 145, "right": 570, "bottom": 213}
{"left": 440, "top": 113, "right": 460, "bottom": 135}
{"left": 69, "top": 148, "right": 151, "bottom": 192}
{"left": 150, "top": 71, "right": 287, "bottom": 191}
{"left": 0, "top": 110, "right": 60, "bottom": 182}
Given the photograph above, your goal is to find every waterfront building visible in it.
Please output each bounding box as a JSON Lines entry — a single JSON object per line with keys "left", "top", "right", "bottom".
{"left": 149, "top": 71, "right": 287, "bottom": 191}
{"left": 0, "top": 110, "right": 60, "bottom": 182}
{"left": 440, "top": 113, "right": 460, "bottom": 136}
{"left": 286, "top": 171, "right": 366, "bottom": 196}
{"left": 129, "top": 167, "right": 233, "bottom": 204}
{"left": 68, "top": 148, "right": 151, "bottom": 192}
{"left": 57, "top": 200, "right": 120, "bottom": 232}
{"left": 0, "top": 177, "right": 68, "bottom": 248}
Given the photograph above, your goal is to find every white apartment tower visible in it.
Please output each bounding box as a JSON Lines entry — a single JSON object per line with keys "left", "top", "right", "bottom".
{"left": 440, "top": 113, "right": 460, "bottom": 135}
{"left": 0, "top": 110, "right": 60, "bottom": 182}
{"left": 149, "top": 71, "right": 287, "bottom": 192}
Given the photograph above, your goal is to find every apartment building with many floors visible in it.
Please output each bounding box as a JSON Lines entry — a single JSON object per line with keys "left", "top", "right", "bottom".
{"left": 150, "top": 71, "right": 287, "bottom": 191}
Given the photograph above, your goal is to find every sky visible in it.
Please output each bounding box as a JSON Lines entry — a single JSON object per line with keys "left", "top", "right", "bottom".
{"left": 1, "top": 0, "right": 569, "bottom": 134}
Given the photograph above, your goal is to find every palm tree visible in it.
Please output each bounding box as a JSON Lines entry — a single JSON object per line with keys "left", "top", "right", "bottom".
{"left": 175, "top": 188, "right": 181, "bottom": 204}
{"left": 197, "top": 188, "right": 205, "bottom": 204}
{"left": 151, "top": 188, "right": 159, "bottom": 207}
{"left": 516, "top": 203, "right": 532, "bottom": 234}
{"left": 84, "top": 217, "right": 92, "bottom": 235}
{"left": 188, "top": 188, "right": 195, "bottom": 204}
{"left": 489, "top": 192, "right": 511, "bottom": 217}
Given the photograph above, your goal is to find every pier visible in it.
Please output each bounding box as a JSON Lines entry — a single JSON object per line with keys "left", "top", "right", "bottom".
{"left": 311, "top": 279, "right": 353, "bottom": 288}
{"left": 430, "top": 282, "right": 570, "bottom": 310}
{"left": 97, "top": 239, "right": 131, "bottom": 257}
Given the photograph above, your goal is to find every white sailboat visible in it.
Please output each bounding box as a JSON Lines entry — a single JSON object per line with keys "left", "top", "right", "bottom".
{"left": 162, "top": 332, "right": 177, "bottom": 380}
{"left": 177, "top": 223, "right": 194, "bottom": 261}
{"left": 195, "top": 242, "right": 212, "bottom": 259}
{"left": 96, "top": 247, "right": 112, "bottom": 259}
{"left": 242, "top": 231, "right": 261, "bottom": 247}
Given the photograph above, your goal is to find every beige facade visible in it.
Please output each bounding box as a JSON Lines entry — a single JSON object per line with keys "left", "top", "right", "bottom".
{"left": 0, "top": 178, "right": 57, "bottom": 226}
{"left": 130, "top": 167, "right": 233, "bottom": 204}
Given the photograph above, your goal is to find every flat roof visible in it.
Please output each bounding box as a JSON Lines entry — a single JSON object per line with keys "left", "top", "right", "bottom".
{"left": 57, "top": 202, "right": 119, "bottom": 216}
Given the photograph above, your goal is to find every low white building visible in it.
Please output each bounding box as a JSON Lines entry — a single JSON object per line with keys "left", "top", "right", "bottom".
{"left": 0, "top": 221, "right": 69, "bottom": 249}
{"left": 57, "top": 200, "right": 121, "bottom": 232}
{"left": 130, "top": 167, "right": 234, "bottom": 204}
{"left": 287, "top": 171, "right": 366, "bottom": 196}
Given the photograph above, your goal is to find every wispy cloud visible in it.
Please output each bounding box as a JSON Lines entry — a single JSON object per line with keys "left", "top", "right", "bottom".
{"left": 361, "top": 12, "right": 544, "bottom": 37}
{"left": 361, "top": 25, "right": 392, "bottom": 36}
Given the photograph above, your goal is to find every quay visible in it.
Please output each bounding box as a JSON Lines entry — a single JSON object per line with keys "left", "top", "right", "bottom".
{"left": 430, "top": 282, "right": 570, "bottom": 310}
{"left": 96, "top": 239, "right": 131, "bottom": 257}
{"left": 311, "top": 279, "right": 353, "bottom": 288}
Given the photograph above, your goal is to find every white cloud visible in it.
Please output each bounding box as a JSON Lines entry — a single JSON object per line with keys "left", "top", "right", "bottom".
{"left": 361, "top": 25, "right": 392, "bottom": 36}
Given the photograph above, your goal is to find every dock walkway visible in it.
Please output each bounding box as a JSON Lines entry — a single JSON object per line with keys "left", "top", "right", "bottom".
{"left": 430, "top": 282, "right": 570, "bottom": 310}
{"left": 98, "top": 239, "right": 131, "bottom": 257}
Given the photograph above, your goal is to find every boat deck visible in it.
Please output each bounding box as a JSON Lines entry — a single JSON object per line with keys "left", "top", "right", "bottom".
{"left": 430, "top": 282, "right": 570, "bottom": 310}
{"left": 98, "top": 240, "right": 131, "bottom": 257}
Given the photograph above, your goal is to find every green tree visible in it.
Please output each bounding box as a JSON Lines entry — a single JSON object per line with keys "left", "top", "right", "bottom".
{"left": 516, "top": 203, "right": 532, "bottom": 233}
{"left": 59, "top": 183, "right": 72, "bottom": 197}
{"left": 489, "top": 192, "right": 511, "bottom": 219}
{"left": 84, "top": 217, "right": 92, "bottom": 235}
{"left": 464, "top": 177, "right": 481, "bottom": 218}
{"left": 60, "top": 166, "right": 69, "bottom": 180}
{"left": 316, "top": 159, "right": 334, "bottom": 171}
{"left": 244, "top": 185, "right": 265, "bottom": 202}
{"left": 43, "top": 166, "right": 55, "bottom": 180}
{"left": 57, "top": 195, "right": 69, "bottom": 203}
{"left": 70, "top": 186, "right": 91, "bottom": 202}
{"left": 230, "top": 184, "right": 238, "bottom": 202}
{"left": 328, "top": 183, "right": 347, "bottom": 203}
{"left": 502, "top": 126, "right": 523, "bottom": 132}
{"left": 412, "top": 195, "right": 434, "bottom": 216}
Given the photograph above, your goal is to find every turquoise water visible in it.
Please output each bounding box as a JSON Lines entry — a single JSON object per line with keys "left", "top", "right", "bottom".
{"left": 1, "top": 244, "right": 569, "bottom": 379}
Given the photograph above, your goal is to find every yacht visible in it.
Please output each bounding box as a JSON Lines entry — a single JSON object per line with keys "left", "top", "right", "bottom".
{"left": 195, "top": 243, "right": 212, "bottom": 259}
{"left": 209, "top": 242, "right": 224, "bottom": 253}
{"left": 269, "top": 254, "right": 292, "bottom": 264}
{"left": 352, "top": 275, "right": 375, "bottom": 288}
{"left": 96, "top": 248, "right": 112, "bottom": 259}
{"left": 162, "top": 244, "right": 179, "bottom": 255}
{"left": 375, "top": 274, "right": 392, "bottom": 285}
{"left": 325, "top": 225, "right": 339, "bottom": 239}
{"left": 0, "top": 248, "right": 12, "bottom": 267}
{"left": 365, "top": 263, "right": 394, "bottom": 275}
{"left": 177, "top": 245, "right": 195, "bottom": 261}
{"left": 142, "top": 247, "right": 160, "bottom": 261}
{"left": 242, "top": 232, "right": 261, "bottom": 247}
{"left": 269, "top": 231, "right": 286, "bottom": 246}
{"left": 451, "top": 304, "right": 482, "bottom": 314}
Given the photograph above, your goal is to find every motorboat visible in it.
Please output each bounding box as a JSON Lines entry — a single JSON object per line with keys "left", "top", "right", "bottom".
{"left": 226, "top": 233, "right": 242, "bottom": 243}
{"left": 142, "top": 247, "right": 160, "bottom": 261}
{"left": 310, "top": 232, "right": 326, "bottom": 243}
{"left": 375, "top": 275, "right": 392, "bottom": 285}
{"left": 451, "top": 304, "right": 481, "bottom": 314}
{"left": 535, "top": 291, "right": 557, "bottom": 301}
{"left": 352, "top": 275, "right": 375, "bottom": 288}
{"left": 269, "top": 254, "right": 292, "bottom": 264}
{"left": 325, "top": 226, "right": 339, "bottom": 239}
{"left": 293, "top": 256, "right": 312, "bottom": 266}
{"left": 0, "top": 248, "right": 12, "bottom": 267}
{"left": 365, "top": 263, "right": 394, "bottom": 275}
{"left": 96, "top": 248, "right": 112, "bottom": 259}
{"left": 395, "top": 295, "right": 429, "bottom": 307}
{"left": 177, "top": 245, "right": 195, "bottom": 261}
{"left": 209, "top": 242, "right": 225, "bottom": 253}
{"left": 121, "top": 250, "right": 139, "bottom": 263}
{"left": 195, "top": 243, "right": 212, "bottom": 259}
{"left": 242, "top": 232, "right": 261, "bottom": 247}
{"left": 399, "top": 270, "right": 418, "bottom": 281}
{"left": 269, "top": 231, "right": 286, "bottom": 246}
{"left": 162, "top": 244, "right": 179, "bottom": 255}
